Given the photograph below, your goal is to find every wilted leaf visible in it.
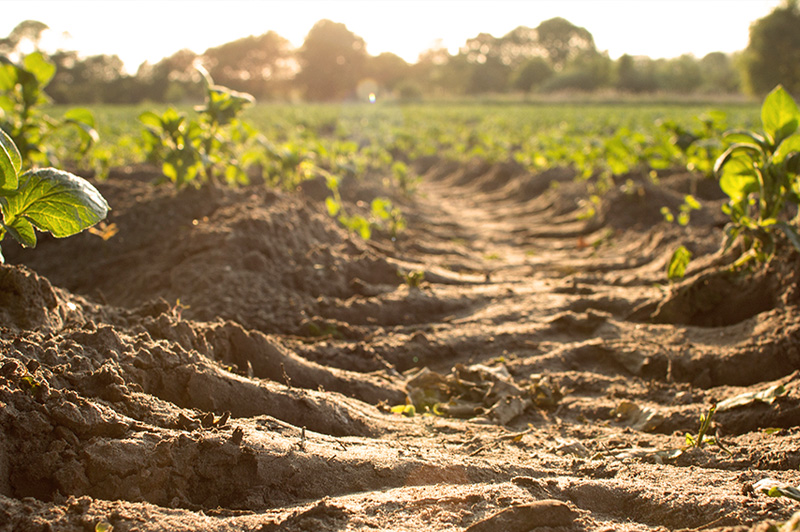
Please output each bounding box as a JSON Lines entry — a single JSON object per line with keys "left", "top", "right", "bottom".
{"left": 717, "top": 384, "right": 787, "bottom": 411}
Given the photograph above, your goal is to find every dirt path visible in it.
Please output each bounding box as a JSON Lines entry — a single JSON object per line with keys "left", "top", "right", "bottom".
{"left": 1, "top": 160, "right": 799, "bottom": 531}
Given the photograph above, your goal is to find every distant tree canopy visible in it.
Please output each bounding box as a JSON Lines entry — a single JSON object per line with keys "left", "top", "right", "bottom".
{"left": 0, "top": 20, "right": 48, "bottom": 55}
{"left": 202, "top": 31, "right": 294, "bottom": 99}
{"left": 2, "top": 12, "right": 785, "bottom": 104}
{"left": 741, "top": 0, "right": 800, "bottom": 96}
{"left": 295, "top": 20, "right": 368, "bottom": 101}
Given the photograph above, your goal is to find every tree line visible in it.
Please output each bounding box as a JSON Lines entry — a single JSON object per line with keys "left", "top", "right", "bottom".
{"left": 2, "top": 1, "right": 799, "bottom": 104}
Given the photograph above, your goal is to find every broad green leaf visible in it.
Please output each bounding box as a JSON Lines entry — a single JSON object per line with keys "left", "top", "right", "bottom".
{"left": 0, "top": 128, "right": 21, "bottom": 190}
{"left": 138, "top": 111, "right": 163, "bottom": 130}
{"left": 1, "top": 211, "right": 36, "bottom": 247}
{"left": 667, "top": 245, "right": 692, "bottom": 281}
{"left": 0, "top": 63, "right": 18, "bottom": 92}
{"left": 0, "top": 168, "right": 109, "bottom": 244}
{"left": 718, "top": 155, "right": 758, "bottom": 202}
{"left": 762, "top": 85, "right": 800, "bottom": 145}
{"left": 22, "top": 52, "right": 56, "bottom": 87}
{"left": 714, "top": 143, "right": 760, "bottom": 176}
{"left": 723, "top": 130, "right": 768, "bottom": 150}
{"left": 63, "top": 107, "right": 95, "bottom": 129}
{"left": 63, "top": 108, "right": 99, "bottom": 151}
{"left": 773, "top": 133, "right": 800, "bottom": 164}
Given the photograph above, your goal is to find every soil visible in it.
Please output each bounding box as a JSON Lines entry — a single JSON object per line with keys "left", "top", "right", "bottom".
{"left": 1, "top": 158, "right": 799, "bottom": 531}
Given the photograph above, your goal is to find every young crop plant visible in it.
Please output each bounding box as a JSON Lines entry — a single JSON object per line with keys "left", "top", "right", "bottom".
{"left": 714, "top": 85, "right": 800, "bottom": 267}
{"left": 0, "top": 52, "right": 98, "bottom": 167}
{"left": 0, "top": 128, "right": 109, "bottom": 261}
{"left": 139, "top": 67, "right": 263, "bottom": 189}
{"left": 323, "top": 174, "right": 406, "bottom": 241}
{"left": 661, "top": 111, "right": 729, "bottom": 183}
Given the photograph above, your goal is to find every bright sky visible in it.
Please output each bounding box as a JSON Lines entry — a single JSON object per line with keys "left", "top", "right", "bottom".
{"left": 0, "top": 0, "right": 785, "bottom": 73}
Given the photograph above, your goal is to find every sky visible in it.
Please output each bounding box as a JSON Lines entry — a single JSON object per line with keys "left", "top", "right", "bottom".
{"left": 0, "top": 0, "right": 785, "bottom": 73}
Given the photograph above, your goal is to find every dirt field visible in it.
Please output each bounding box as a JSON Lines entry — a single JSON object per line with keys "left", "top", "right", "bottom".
{"left": 1, "top": 159, "right": 799, "bottom": 531}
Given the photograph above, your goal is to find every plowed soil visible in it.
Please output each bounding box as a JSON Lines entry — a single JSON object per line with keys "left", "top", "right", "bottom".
{"left": 1, "top": 158, "right": 799, "bottom": 531}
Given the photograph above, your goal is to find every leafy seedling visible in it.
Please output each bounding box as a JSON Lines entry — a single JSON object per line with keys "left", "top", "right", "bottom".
{"left": 666, "top": 245, "right": 692, "bottom": 281}
{"left": 139, "top": 66, "right": 261, "bottom": 189}
{"left": 714, "top": 85, "right": 800, "bottom": 267}
{"left": 0, "top": 52, "right": 97, "bottom": 166}
{"left": 684, "top": 404, "right": 730, "bottom": 455}
{"left": 0, "top": 128, "right": 109, "bottom": 261}
{"left": 400, "top": 269, "right": 425, "bottom": 289}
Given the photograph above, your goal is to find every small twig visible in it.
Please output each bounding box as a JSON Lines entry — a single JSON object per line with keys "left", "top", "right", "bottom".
{"left": 281, "top": 363, "right": 292, "bottom": 389}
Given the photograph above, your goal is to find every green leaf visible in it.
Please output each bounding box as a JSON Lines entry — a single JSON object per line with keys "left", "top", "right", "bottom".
{"left": 723, "top": 130, "right": 768, "bottom": 150}
{"left": 718, "top": 155, "right": 759, "bottom": 203}
{"left": 22, "top": 51, "right": 56, "bottom": 87}
{"left": 325, "top": 196, "right": 340, "bottom": 216}
{"left": 0, "top": 168, "right": 109, "bottom": 246}
{"left": 667, "top": 245, "right": 692, "bottom": 281}
{"left": 63, "top": 108, "right": 99, "bottom": 151}
{"left": 762, "top": 85, "right": 800, "bottom": 145}
{"left": 138, "top": 110, "right": 164, "bottom": 130}
{"left": 0, "top": 63, "right": 18, "bottom": 92}
{"left": 684, "top": 194, "right": 701, "bottom": 210}
{"left": 0, "top": 128, "right": 21, "bottom": 190}
{"left": 773, "top": 133, "right": 800, "bottom": 164}
{"left": 63, "top": 107, "right": 95, "bottom": 129}
{"left": 1, "top": 212, "right": 36, "bottom": 247}
{"left": 714, "top": 143, "right": 759, "bottom": 177}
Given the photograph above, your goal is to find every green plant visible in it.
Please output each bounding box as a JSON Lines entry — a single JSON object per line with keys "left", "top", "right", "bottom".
{"left": 684, "top": 404, "right": 717, "bottom": 449}
{"left": 683, "top": 404, "right": 730, "bottom": 455}
{"left": 714, "top": 85, "right": 800, "bottom": 266}
{"left": 400, "top": 270, "right": 425, "bottom": 289}
{"left": 0, "top": 51, "right": 98, "bottom": 166}
{"left": 0, "top": 128, "right": 109, "bottom": 261}
{"left": 391, "top": 161, "right": 420, "bottom": 196}
{"left": 323, "top": 174, "right": 405, "bottom": 240}
{"left": 661, "top": 194, "right": 701, "bottom": 226}
{"left": 661, "top": 111, "right": 728, "bottom": 180}
{"left": 139, "top": 67, "right": 261, "bottom": 189}
{"left": 666, "top": 245, "right": 692, "bottom": 281}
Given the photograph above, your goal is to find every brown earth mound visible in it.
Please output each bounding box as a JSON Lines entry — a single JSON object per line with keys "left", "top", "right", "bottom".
{"left": 1, "top": 160, "right": 799, "bottom": 531}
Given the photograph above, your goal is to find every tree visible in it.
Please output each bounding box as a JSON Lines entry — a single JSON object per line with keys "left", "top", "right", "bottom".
{"left": 136, "top": 49, "right": 201, "bottom": 103}
{"left": 48, "top": 52, "right": 129, "bottom": 104}
{"left": 202, "top": 31, "right": 294, "bottom": 99}
{"left": 740, "top": 0, "right": 800, "bottom": 96}
{"left": 657, "top": 54, "right": 703, "bottom": 94}
{"left": 616, "top": 54, "right": 660, "bottom": 93}
{"left": 460, "top": 33, "right": 511, "bottom": 94}
{"left": 296, "top": 20, "right": 368, "bottom": 101}
{"left": 0, "top": 20, "right": 48, "bottom": 56}
{"left": 698, "top": 52, "right": 740, "bottom": 94}
{"left": 535, "top": 17, "right": 595, "bottom": 71}
{"left": 511, "top": 57, "right": 554, "bottom": 92}
{"left": 366, "top": 52, "right": 410, "bottom": 92}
